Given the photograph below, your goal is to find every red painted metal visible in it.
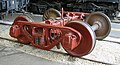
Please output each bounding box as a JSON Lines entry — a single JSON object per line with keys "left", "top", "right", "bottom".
{"left": 10, "top": 16, "right": 32, "bottom": 44}
{"left": 44, "top": 11, "right": 89, "bottom": 26}
{"left": 10, "top": 16, "right": 82, "bottom": 50}
{"left": 63, "top": 21, "right": 96, "bottom": 56}
{"left": 9, "top": 11, "right": 93, "bottom": 57}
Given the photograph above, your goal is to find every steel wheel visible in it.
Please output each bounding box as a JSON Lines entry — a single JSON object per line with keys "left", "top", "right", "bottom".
{"left": 13, "top": 16, "right": 33, "bottom": 44}
{"left": 86, "top": 12, "right": 111, "bottom": 40}
{"left": 62, "top": 21, "right": 96, "bottom": 57}
{"left": 43, "top": 8, "right": 61, "bottom": 20}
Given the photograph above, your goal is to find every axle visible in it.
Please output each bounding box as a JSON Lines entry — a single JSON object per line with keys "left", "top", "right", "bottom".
{"left": 61, "top": 12, "right": 111, "bottom": 56}
{"left": 9, "top": 11, "right": 111, "bottom": 57}
{"left": 86, "top": 12, "right": 111, "bottom": 40}
{"left": 91, "top": 21, "right": 101, "bottom": 31}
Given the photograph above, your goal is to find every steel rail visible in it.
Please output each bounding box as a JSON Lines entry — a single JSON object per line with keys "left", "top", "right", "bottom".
{"left": 0, "top": 20, "right": 13, "bottom": 26}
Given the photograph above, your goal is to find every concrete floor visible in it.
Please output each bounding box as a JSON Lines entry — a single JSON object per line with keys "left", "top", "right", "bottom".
{"left": 0, "top": 45, "right": 66, "bottom": 65}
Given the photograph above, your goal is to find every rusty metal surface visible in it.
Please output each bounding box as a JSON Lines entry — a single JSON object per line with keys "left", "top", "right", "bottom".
{"left": 86, "top": 12, "right": 111, "bottom": 40}
{"left": 43, "top": 8, "right": 61, "bottom": 20}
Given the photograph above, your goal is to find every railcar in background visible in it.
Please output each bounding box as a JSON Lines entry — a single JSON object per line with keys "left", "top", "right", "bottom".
{"left": 0, "top": 0, "right": 120, "bottom": 19}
